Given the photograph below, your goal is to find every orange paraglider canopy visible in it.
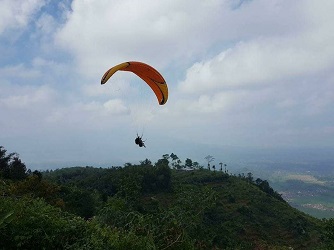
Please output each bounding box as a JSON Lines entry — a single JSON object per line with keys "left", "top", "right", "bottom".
{"left": 101, "top": 61, "right": 168, "bottom": 105}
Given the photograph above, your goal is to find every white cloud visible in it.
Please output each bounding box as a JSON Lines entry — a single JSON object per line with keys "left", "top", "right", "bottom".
{"left": 0, "top": 64, "right": 41, "bottom": 79}
{"left": 35, "top": 13, "right": 57, "bottom": 34}
{"left": 179, "top": 32, "right": 334, "bottom": 94}
{"left": 0, "top": 84, "right": 58, "bottom": 137}
{"left": 0, "top": 85, "right": 56, "bottom": 109}
{"left": 0, "top": 58, "right": 72, "bottom": 90}
{"left": 103, "top": 99, "right": 129, "bottom": 114}
{"left": 54, "top": 0, "right": 242, "bottom": 77}
{"left": 0, "top": 0, "right": 45, "bottom": 34}
{"left": 176, "top": 0, "right": 334, "bottom": 129}
{"left": 43, "top": 99, "right": 131, "bottom": 133}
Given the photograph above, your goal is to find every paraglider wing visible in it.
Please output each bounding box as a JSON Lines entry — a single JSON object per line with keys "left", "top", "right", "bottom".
{"left": 101, "top": 61, "right": 168, "bottom": 105}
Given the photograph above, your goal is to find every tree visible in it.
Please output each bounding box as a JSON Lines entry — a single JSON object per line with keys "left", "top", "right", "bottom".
{"left": 156, "top": 164, "right": 172, "bottom": 191}
{"left": 32, "top": 170, "right": 42, "bottom": 181}
{"left": 219, "top": 162, "right": 227, "bottom": 172}
{"left": 162, "top": 154, "right": 170, "bottom": 161}
{"left": 193, "top": 162, "right": 200, "bottom": 169}
{"left": 322, "top": 218, "right": 334, "bottom": 248}
{"left": 255, "top": 178, "right": 263, "bottom": 186}
{"left": 124, "top": 162, "right": 133, "bottom": 167}
{"left": 156, "top": 155, "right": 169, "bottom": 168}
{"left": 246, "top": 172, "right": 254, "bottom": 183}
{"left": 61, "top": 186, "right": 97, "bottom": 219}
{"left": 9, "top": 175, "right": 63, "bottom": 207}
{"left": 254, "top": 178, "right": 284, "bottom": 201}
{"left": 170, "top": 153, "right": 181, "bottom": 169}
{"left": 0, "top": 146, "right": 27, "bottom": 180}
{"left": 204, "top": 155, "right": 215, "bottom": 170}
{"left": 140, "top": 158, "right": 152, "bottom": 167}
{"left": 0, "top": 146, "right": 14, "bottom": 178}
{"left": 185, "top": 158, "right": 193, "bottom": 169}
{"left": 9, "top": 156, "right": 27, "bottom": 180}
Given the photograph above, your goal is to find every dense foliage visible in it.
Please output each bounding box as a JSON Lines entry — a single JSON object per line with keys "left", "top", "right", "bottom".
{"left": 1, "top": 146, "right": 333, "bottom": 249}
{"left": 0, "top": 146, "right": 28, "bottom": 180}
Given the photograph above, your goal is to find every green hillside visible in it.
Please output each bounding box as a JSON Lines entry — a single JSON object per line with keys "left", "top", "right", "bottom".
{"left": 1, "top": 148, "right": 334, "bottom": 249}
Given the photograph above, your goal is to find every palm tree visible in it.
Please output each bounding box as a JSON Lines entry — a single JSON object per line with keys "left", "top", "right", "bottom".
{"left": 204, "top": 155, "right": 214, "bottom": 170}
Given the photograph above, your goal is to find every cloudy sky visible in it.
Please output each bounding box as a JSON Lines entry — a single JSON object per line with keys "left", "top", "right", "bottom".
{"left": 1, "top": 0, "right": 334, "bottom": 169}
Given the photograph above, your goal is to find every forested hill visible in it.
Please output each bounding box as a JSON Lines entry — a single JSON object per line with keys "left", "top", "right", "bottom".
{"left": 1, "top": 152, "right": 334, "bottom": 249}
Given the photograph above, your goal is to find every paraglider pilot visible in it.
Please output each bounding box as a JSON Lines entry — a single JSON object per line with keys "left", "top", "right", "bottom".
{"left": 135, "top": 134, "right": 146, "bottom": 148}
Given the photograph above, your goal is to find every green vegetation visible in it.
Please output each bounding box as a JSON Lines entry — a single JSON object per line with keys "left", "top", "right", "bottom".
{"left": 1, "top": 145, "right": 333, "bottom": 249}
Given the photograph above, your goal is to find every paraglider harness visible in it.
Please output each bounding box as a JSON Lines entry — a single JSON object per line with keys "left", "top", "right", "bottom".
{"left": 135, "top": 134, "right": 146, "bottom": 148}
